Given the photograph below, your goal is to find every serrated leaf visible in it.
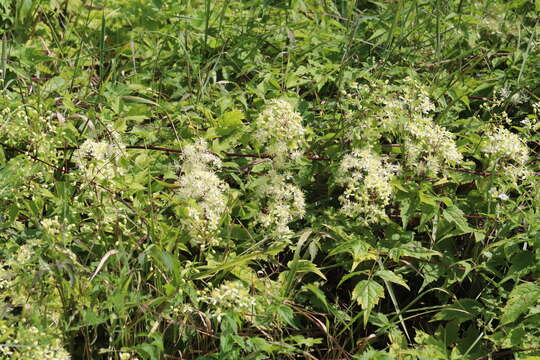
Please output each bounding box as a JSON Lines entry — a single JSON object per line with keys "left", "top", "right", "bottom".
{"left": 388, "top": 242, "right": 441, "bottom": 261}
{"left": 375, "top": 270, "right": 410, "bottom": 290}
{"left": 328, "top": 237, "right": 377, "bottom": 271}
{"left": 443, "top": 205, "right": 473, "bottom": 233}
{"left": 352, "top": 279, "right": 385, "bottom": 327}
{"left": 217, "top": 109, "right": 245, "bottom": 136}
{"left": 419, "top": 191, "right": 438, "bottom": 207}
{"left": 501, "top": 282, "right": 540, "bottom": 325}
{"left": 399, "top": 191, "right": 419, "bottom": 229}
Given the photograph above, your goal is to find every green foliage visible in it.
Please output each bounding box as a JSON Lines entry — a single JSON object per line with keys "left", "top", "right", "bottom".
{"left": 0, "top": 0, "right": 539, "bottom": 359}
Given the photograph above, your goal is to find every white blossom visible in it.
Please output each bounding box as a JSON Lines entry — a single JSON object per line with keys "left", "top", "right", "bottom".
{"left": 402, "top": 117, "right": 462, "bottom": 174}
{"left": 180, "top": 138, "right": 222, "bottom": 171}
{"left": 482, "top": 126, "right": 529, "bottom": 166}
{"left": 253, "top": 99, "right": 306, "bottom": 166}
{"left": 337, "top": 148, "right": 399, "bottom": 224}
{"left": 255, "top": 171, "right": 305, "bottom": 239}
{"left": 73, "top": 138, "right": 126, "bottom": 182}
{"left": 176, "top": 139, "right": 228, "bottom": 246}
{"left": 201, "top": 280, "right": 256, "bottom": 322}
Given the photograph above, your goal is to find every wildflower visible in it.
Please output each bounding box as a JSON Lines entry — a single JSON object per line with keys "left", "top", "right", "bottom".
{"left": 176, "top": 139, "right": 228, "bottom": 246}
{"left": 253, "top": 99, "right": 306, "bottom": 166}
{"left": 180, "top": 138, "right": 222, "bottom": 171}
{"left": 403, "top": 117, "right": 462, "bottom": 173}
{"left": 201, "top": 280, "right": 256, "bottom": 322}
{"left": 367, "top": 78, "right": 462, "bottom": 174}
{"left": 41, "top": 217, "right": 61, "bottom": 236}
{"left": 73, "top": 138, "right": 126, "bottom": 182}
{"left": 337, "top": 148, "right": 399, "bottom": 224}
{"left": 482, "top": 126, "right": 529, "bottom": 166}
{"left": 498, "top": 193, "right": 509, "bottom": 201}
{"left": 254, "top": 171, "right": 305, "bottom": 239}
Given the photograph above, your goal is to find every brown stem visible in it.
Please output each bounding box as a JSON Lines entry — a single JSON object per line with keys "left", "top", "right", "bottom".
{"left": 1, "top": 143, "right": 148, "bottom": 226}
{"left": 446, "top": 167, "right": 493, "bottom": 177}
{"left": 3, "top": 143, "right": 67, "bottom": 173}
{"left": 54, "top": 146, "right": 539, "bottom": 175}
{"left": 58, "top": 145, "right": 332, "bottom": 161}
{"left": 475, "top": 346, "right": 540, "bottom": 360}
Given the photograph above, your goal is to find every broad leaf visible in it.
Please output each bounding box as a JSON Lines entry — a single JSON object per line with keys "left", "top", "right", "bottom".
{"left": 443, "top": 205, "right": 473, "bottom": 233}
{"left": 352, "top": 279, "right": 385, "bottom": 327}
{"left": 375, "top": 270, "right": 410, "bottom": 290}
{"left": 501, "top": 282, "right": 540, "bottom": 325}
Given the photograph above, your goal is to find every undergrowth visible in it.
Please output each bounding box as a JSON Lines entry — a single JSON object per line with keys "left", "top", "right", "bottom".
{"left": 0, "top": 0, "right": 539, "bottom": 359}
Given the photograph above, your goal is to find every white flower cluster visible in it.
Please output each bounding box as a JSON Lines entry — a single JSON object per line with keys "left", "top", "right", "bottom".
{"left": 176, "top": 139, "right": 228, "bottom": 246}
{"left": 403, "top": 118, "right": 463, "bottom": 173}
{"left": 0, "top": 267, "right": 11, "bottom": 291}
{"left": 376, "top": 78, "right": 436, "bottom": 133}
{"left": 482, "top": 126, "right": 529, "bottom": 166}
{"left": 255, "top": 171, "right": 306, "bottom": 239}
{"left": 201, "top": 280, "right": 256, "bottom": 322}
{"left": 498, "top": 87, "right": 529, "bottom": 105}
{"left": 253, "top": 99, "right": 306, "bottom": 165}
{"left": 180, "top": 138, "right": 222, "bottom": 171}
{"left": 0, "top": 326, "right": 70, "bottom": 360}
{"left": 40, "top": 217, "right": 62, "bottom": 236}
{"left": 117, "top": 353, "right": 140, "bottom": 360}
{"left": 362, "top": 77, "right": 463, "bottom": 174}
{"left": 73, "top": 137, "right": 126, "bottom": 182}
{"left": 482, "top": 127, "right": 531, "bottom": 183}
{"left": 337, "top": 148, "right": 399, "bottom": 224}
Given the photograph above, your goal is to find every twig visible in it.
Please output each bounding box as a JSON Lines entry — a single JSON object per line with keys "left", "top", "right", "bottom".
{"left": 468, "top": 95, "right": 496, "bottom": 101}
{"left": 475, "top": 346, "right": 540, "bottom": 360}
{"left": 448, "top": 167, "right": 540, "bottom": 177}
{"left": 57, "top": 145, "right": 331, "bottom": 161}
{"left": 389, "top": 213, "right": 494, "bottom": 221}
{"left": 51, "top": 147, "right": 540, "bottom": 176}
{"left": 447, "top": 167, "right": 493, "bottom": 177}
{"left": 400, "top": 256, "right": 473, "bottom": 273}
{"left": 2, "top": 143, "right": 67, "bottom": 173}
{"left": 420, "top": 52, "right": 512, "bottom": 68}
{"left": 1, "top": 143, "right": 148, "bottom": 226}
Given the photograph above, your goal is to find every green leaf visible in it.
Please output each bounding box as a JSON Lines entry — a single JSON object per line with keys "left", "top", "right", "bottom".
{"left": 274, "top": 304, "right": 297, "bottom": 329}
{"left": 192, "top": 249, "right": 280, "bottom": 280}
{"left": 217, "top": 109, "right": 245, "bottom": 136}
{"left": 432, "top": 298, "right": 481, "bottom": 324}
{"left": 375, "top": 270, "right": 410, "bottom": 290}
{"left": 388, "top": 242, "right": 441, "bottom": 261}
{"left": 328, "top": 236, "right": 377, "bottom": 271}
{"left": 352, "top": 279, "right": 385, "bottom": 327}
{"left": 303, "top": 283, "right": 330, "bottom": 311}
{"left": 501, "top": 282, "right": 540, "bottom": 325}
{"left": 121, "top": 95, "right": 159, "bottom": 106}
{"left": 442, "top": 205, "right": 473, "bottom": 233}
{"left": 399, "top": 191, "right": 419, "bottom": 229}
{"left": 419, "top": 190, "right": 438, "bottom": 207}
{"left": 287, "top": 259, "right": 327, "bottom": 280}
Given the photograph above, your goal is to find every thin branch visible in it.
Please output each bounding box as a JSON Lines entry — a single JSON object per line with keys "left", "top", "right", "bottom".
{"left": 57, "top": 145, "right": 331, "bottom": 161}
{"left": 389, "top": 213, "right": 494, "bottom": 221}
{"left": 420, "top": 52, "right": 512, "bottom": 68}
{"left": 1, "top": 143, "right": 148, "bottom": 227}
{"left": 55, "top": 145, "right": 539, "bottom": 175}
{"left": 125, "top": 145, "right": 183, "bottom": 154}
{"left": 446, "top": 167, "right": 493, "bottom": 177}
{"left": 3, "top": 143, "right": 67, "bottom": 173}
{"left": 475, "top": 346, "right": 540, "bottom": 360}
